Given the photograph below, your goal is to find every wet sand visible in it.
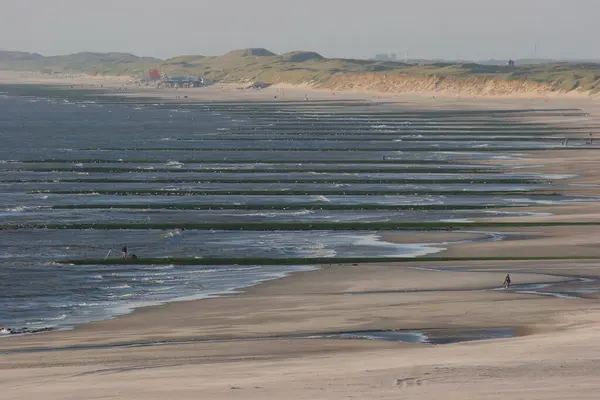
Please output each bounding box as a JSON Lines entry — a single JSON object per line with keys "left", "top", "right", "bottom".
{"left": 2, "top": 259, "right": 600, "bottom": 399}
{"left": 3, "top": 75, "right": 600, "bottom": 399}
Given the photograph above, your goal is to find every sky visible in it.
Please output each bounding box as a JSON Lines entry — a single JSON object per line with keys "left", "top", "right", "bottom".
{"left": 1, "top": 0, "right": 598, "bottom": 61}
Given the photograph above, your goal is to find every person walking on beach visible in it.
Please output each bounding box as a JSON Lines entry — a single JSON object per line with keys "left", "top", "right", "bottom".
{"left": 121, "top": 246, "right": 128, "bottom": 259}
{"left": 503, "top": 273, "right": 512, "bottom": 289}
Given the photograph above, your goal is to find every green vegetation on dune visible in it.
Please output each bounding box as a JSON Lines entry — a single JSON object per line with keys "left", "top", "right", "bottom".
{"left": 0, "top": 51, "right": 160, "bottom": 76}
{"left": 4, "top": 48, "right": 600, "bottom": 94}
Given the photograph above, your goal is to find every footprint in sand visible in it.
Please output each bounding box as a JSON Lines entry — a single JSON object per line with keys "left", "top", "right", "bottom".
{"left": 395, "top": 377, "right": 424, "bottom": 389}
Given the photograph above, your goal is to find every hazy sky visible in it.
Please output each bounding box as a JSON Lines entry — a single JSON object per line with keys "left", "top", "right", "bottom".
{"left": 1, "top": 0, "right": 598, "bottom": 60}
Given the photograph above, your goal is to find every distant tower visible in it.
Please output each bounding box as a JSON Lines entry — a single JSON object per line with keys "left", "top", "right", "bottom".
{"left": 404, "top": 51, "right": 408, "bottom": 63}
{"left": 507, "top": 59, "right": 515, "bottom": 68}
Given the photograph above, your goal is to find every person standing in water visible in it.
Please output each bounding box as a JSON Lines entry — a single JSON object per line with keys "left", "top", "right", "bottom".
{"left": 121, "top": 246, "right": 128, "bottom": 259}
{"left": 503, "top": 274, "right": 511, "bottom": 289}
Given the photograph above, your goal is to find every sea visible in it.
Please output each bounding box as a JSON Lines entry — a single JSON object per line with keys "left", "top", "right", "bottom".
{"left": 0, "top": 84, "right": 590, "bottom": 333}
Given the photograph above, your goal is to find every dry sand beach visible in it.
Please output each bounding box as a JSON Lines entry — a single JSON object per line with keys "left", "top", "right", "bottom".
{"left": 2, "top": 74, "right": 600, "bottom": 399}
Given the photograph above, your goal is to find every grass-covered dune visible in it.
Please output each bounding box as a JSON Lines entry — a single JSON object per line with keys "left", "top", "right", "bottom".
{"left": 4, "top": 48, "right": 600, "bottom": 95}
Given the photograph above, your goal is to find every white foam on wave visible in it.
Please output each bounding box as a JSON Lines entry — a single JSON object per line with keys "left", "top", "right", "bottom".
{"left": 197, "top": 266, "right": 263, "bottom": 274}
{"left": 3, "top": 206, "right": 29, "bottom": 213}
{"left": 484, "top": 210, "right": 553, "bottom": 218}
{"left": 154, "top": 265, "right": 176, "bottom": 270}
{"left": 538, "top": 174, "right": 578, "bottom": 179}
{"left": 166, "top": 161, "right": 184, "bottom": 168}
{"left": 505, "top": 198, "right": 592, "bottom": 205}
{"left": 355, "top": 234, "right": 446, "bottom": 257}
{"left": 303, "top": 242, "right": 337, "bottom": 258}
{"left": 163, "top": 229, "right": 183, "bottom": 238}
{"left": 103, "top": 284, "right": 131, "bottom": 290}
{"left": 311, "top": 195, "right": 331, "bottom": 202}
{"left": 234, "top": 210, "right": 314, "bottom": 218}
{"left": 440, "top": 218, "right": 474, "bottom": 223}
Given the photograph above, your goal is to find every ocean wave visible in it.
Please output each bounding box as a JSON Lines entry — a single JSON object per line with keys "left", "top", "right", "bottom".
{"left": 141, "top": 278, "right": 164, "bottom": 284}
{"left": 38, "top": 314, "right": 67, "bottom": 322}
{"left": 234, "top": 210, "right": 314, "bottom": 218}
{"left": 149, "top": 286, "right": 176, "bottom": 292}
{"left": 163, "top": 229, "right": 184, "bottom": 239}
{"left": 2, "top": 205, "right": 41, "bottom": 213}
{"left": 311, "top": 195, "right": 331, "bottom": 202}
{"left": 154, "top": 265, "right": 176, "bottom": 270}
{"left": 103, "top": 284, "right": 131, "bottom": 290}
{"left": 166, "top": 161, "right": 184, "bottom": 168}
{"left": 197, "top": 266, "right": 263, "bottom": 273}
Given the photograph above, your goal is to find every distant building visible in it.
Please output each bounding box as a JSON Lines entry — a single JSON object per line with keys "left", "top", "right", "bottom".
{"left": 507, "top": 59, "right": 515, "bottom": 68}
{"left": 148, "top": 68, "right": 161, "bottom": 80}
{"left": 373, "top": 53, "right": 399, "bottom": 62}
{"left": 160, "top": 76, "right": 204, "bottom": 88}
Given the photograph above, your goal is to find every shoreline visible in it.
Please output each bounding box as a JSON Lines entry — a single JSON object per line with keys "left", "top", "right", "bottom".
{"left": 0, "top": 229, "right": 477, "bottom": 335}
{"left": 4, "top": 78, "right": 600, "bottom": 398}
{"left": 1, "top": 79, "right": 599, "bottom": 338}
